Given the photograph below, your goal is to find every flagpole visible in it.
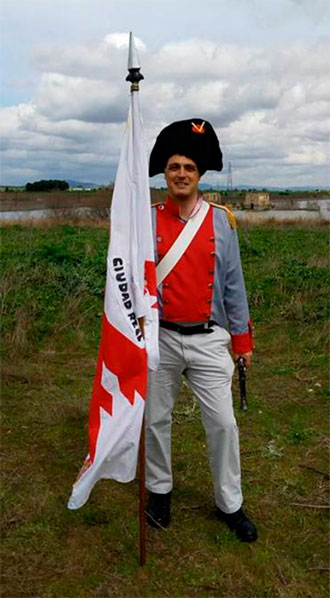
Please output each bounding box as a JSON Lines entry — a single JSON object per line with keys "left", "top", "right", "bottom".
{"left": 137, "top": 322, "right": 146, "bottom": 567}
{"left": 126, "top": 32, "right": 147, "bottom": 567}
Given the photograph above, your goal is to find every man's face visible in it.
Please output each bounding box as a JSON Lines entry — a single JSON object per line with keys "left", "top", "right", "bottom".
{"left": 164, "top": 154, "right": 200, "bottom": 201}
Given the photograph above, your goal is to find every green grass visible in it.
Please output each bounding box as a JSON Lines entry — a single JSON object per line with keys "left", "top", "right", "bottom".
{"left": 1, "top": 221, "right": 329, "bottom": 597}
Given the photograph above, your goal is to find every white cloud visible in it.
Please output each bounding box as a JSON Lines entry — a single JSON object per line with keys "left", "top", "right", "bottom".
{"left": 1, "top": 33, "right": 329, "bottom": 187}
{"left": 35, "top": 73, "right": 127, "bottom": 123}
{"left": 103, "top": 33, "right": 146, "bottom": 52}
{"left": 33, "top": 33, "right": 146, "bottom": 80}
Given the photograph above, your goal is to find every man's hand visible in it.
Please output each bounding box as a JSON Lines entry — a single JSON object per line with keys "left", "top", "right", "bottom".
{"left": 234, "top": 351, "right": 253, "bottom": 367}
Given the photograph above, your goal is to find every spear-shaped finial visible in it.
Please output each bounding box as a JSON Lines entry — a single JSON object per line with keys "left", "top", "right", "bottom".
{"left": 126, "top": 32, "right": 144, "bottom": 91}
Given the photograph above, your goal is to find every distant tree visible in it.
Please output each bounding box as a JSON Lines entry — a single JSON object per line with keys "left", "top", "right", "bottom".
{"left": 25, "top": 179, "right": 69, "bottom": 192}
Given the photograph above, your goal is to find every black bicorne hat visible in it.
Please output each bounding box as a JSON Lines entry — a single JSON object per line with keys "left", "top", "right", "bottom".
{"left": 149, "top": 118, "right": 223, "bottom": 177}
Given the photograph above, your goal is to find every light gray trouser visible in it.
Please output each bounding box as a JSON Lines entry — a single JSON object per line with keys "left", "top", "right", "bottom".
{"left": 145, "top": 325, "right": 243, "bottom": 514}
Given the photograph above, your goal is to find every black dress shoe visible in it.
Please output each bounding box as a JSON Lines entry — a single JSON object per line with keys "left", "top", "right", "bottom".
{"left": 146, "top": 491, "right": 171, "bottom": 529}
{"left": 217, "top": 507, "right": 258, "bottom": 542}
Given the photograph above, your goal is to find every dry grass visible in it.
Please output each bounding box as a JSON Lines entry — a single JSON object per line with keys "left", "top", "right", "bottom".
{"left": 1, "top": 209, "right": 329, "bottom": 231}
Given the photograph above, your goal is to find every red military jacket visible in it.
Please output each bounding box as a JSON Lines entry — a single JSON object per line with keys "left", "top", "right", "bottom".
{"left": 152, "top": 196, "right": 253, "bottom": 354}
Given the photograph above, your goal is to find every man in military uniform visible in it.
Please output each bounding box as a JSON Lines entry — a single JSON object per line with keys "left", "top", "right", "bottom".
{"left": 145, "top": 119, "right": 257, "bottom": 542}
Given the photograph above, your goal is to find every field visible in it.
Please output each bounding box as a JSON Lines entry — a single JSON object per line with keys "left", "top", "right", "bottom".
{"left": 1, "top": 220, "right": 329, "bottom": 597}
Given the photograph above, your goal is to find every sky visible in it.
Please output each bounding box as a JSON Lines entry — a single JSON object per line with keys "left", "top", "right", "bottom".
{"left": 1, "top": 0, "right": 330, "bottom": 188}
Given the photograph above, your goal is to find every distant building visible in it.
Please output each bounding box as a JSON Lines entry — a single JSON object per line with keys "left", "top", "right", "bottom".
{"left": 244, "top": 192, "right": 270, "bottom": 210}
{"left": 203, "top": 192, "right": 222, "bottom": 204}
{"left": 70, "top": 187, "right": 92, "bottom": 192}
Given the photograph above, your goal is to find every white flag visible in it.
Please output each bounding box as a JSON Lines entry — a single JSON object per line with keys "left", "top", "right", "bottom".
{"left": 68, "top": 89, "right": 159, "bottom": 510}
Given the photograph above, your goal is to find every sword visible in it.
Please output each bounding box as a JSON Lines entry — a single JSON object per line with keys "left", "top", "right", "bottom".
{"left": 237, "top": 356, "right": 248, "bottom": 410}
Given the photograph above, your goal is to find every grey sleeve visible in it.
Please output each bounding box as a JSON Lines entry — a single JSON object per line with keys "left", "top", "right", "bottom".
{"left": 222, "top": 220, "right": 250, "bottom": 335}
